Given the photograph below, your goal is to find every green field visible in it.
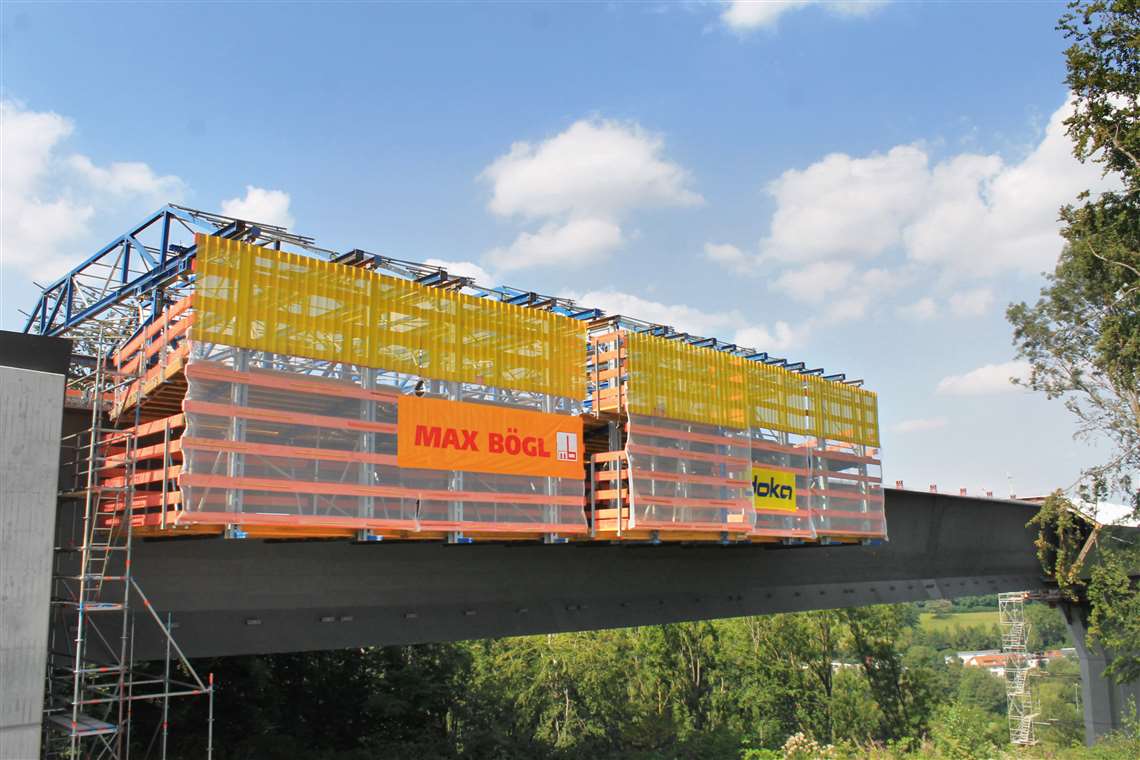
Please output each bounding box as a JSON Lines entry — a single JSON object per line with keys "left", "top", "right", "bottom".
{"left": 919, "top": 609, "right": 999, "bottom": 632}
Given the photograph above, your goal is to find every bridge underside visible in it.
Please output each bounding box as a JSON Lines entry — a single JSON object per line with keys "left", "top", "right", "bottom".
{"left": 116, "top": 489, "right": 1045, "bottom": 659}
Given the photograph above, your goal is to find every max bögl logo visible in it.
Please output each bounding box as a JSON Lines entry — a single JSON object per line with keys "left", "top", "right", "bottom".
{"left": 751, "top": 467, "right": 797, "bottom": 511}
{"left": 556, "top": 432, "right": 579, "bottom": 462}
{"left": 396, "top": 396, "right": 583, "bottom": 479}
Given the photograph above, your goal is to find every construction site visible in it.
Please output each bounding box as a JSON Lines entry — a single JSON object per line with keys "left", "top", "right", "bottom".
{"left": 28, "top": 205, "right": 885, "bottom": 545}
{"left": 3, "top": 203, "right": 879, "bottom": 757}
{"left": 2, "top": 205, "right": 1134, "bottom": 759}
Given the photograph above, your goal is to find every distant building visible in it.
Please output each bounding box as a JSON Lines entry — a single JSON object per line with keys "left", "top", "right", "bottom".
{"left": 962, "top": 653, "right": 1008, "bottom": 676}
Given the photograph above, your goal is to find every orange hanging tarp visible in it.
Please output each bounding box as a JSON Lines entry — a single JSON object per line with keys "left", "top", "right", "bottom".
{"left": 396, "top": 396, "right": 583, "bottom": 479}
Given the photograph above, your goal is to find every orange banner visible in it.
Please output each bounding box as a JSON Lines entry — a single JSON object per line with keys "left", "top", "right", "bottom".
{"left": 397, "top": 396, "right": 583, "bottom": 479}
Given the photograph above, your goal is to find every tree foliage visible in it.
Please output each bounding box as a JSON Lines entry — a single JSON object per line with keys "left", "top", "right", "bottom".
{"left": 1008, "top": 0, "right": 1140, "bottom": 510}
{"left": 1009, "top": 0, "right": 1140, "bottom": 688}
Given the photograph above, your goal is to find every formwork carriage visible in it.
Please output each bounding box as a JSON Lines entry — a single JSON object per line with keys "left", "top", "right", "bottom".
{"left": 585, "top": 324, "right": 884, "bottom": 544}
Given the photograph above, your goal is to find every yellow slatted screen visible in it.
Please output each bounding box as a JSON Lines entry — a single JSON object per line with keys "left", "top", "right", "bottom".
{"left": 744, "top": 359, "right": 808, "bottom": 435}
{"left": 856, "top": 387, "right": 881, "bottom": 447}
{"left": 193, "top": 235, "right": 585, "bottom": 399}
{"left": 622, "top": 330, "right": 879, "bottom": 445}
{"left": 624, "top": 331, "right": 749, "bottom": 429}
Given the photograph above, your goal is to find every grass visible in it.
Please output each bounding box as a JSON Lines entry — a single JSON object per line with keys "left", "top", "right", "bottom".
{"left": 918, "top": 610, "right": 998, "bottom": 633}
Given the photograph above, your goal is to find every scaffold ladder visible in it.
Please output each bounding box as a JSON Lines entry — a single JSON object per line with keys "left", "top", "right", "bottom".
{"left": 999, "top": 591, "right": 1038, "bottom": 746}
{"left": 42, "top": 331, "right": 214, "bottom": 760}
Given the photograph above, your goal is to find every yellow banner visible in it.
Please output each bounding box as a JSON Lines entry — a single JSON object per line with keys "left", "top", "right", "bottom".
{"left": 751, "top": 467, "right": 798, "bottom": 512}
{"left": 397, "top": 396, "right": 583, "bottom": 479}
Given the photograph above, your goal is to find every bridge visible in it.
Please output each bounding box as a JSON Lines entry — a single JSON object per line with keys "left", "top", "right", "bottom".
{"left": 2, "top": 206, "right": 1137, "bottom": 756}
{"left": 126, "top": 488, "right": 1044, "bottom": 658}
{"left": 2, "top": 343, "right": 1132, "bottom": 754}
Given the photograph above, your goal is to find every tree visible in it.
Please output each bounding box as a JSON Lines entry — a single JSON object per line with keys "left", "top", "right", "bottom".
{"left": 954, "top": 666, "right": 1008, "bottom": 717}
{"left": 1008, "top": 0, "right": 1140, "bottom": 688}
{"left": 1027, "top": 601, "right": 1074, "bottom": 651}
{"left": 928, "top": 701, "right": 1007, "bottom": 760}
{"left": 1007, "top": 0, "right": 1140, "bottom": 512}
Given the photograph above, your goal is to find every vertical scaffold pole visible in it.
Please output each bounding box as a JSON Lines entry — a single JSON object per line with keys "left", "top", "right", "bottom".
{"left": 161, "top": 613, "right": 172, "bottom": 760}
{"left": 207, "top": 672, "right": 215, "bottom": 760}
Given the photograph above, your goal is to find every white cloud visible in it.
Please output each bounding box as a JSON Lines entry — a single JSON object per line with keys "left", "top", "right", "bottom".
{"left": 772, "top": 264, "right": 901, "bottom": 326}
{"left": 821, "top": 294, "right": 870, "bottom": 323}
{"left": 0, "top": 99, "right": 184, "bottom": 282}
{"left": 66, "top": 155, "right": 183, "bottom": 198}
{"left": 762, "top": 145, "right": 929, "bottom": 262}
{"left": 721, "top": 1, "right": 888, "bottom": 32}
{"left": 482, "top": 119, "right": 700, "bottom": 220}
{"left": 480, "top": 118, "right": 700, "bottom": 269}
{"left": 893, "top": 416, "right": 948, "bottom": 433}
{"left": 897, "top": 296, "right": 938, "bottom": 321}
{"left": 948, "top": 287, "right": 994, "bottom": 317}
{"left": 573, "top": 288, "right": 802, "bottom": 352}
{"left": 936, "top": 361, "right": 1031, "bottom": 396}
{"left": 486, "top": 218, "right": 623, "bottom": 271}
{"left": 703, "top": 242, "right": 751, "bottom": 273}
{"left": 422, "top": 258, "right": 494, "bottom": 285}
{"left": 774, "top": 260, "right": 855, "bottom": 302}
{"left": 759, "top": 99, "right": 1117, "bottom": 278}
{"left": 733, "top": 323, "right": 801, "bottom": 352}
{"left": 220, "top": 186, "right": 294, "bottom": 228}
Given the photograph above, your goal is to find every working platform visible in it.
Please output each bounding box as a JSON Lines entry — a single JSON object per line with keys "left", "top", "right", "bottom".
{"left": 31, "top": 210, "right": 885, "bottom": 547}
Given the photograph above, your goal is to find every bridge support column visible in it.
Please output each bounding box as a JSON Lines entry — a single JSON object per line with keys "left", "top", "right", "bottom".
{"left": 1061, "top": 601, "right": 1140, "bottom": 745}
{"left": 0, "top": 334, "right": 69, "bottom": 760}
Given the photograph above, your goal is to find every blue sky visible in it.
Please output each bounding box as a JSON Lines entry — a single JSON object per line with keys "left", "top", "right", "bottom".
{"left": 1, "top": 1, "right": 1116, "bottom": 497}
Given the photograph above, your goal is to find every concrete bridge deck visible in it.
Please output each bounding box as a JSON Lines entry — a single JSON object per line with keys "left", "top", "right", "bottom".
{"left": 126, "top": 488, "right": 1046, "bottom": 659}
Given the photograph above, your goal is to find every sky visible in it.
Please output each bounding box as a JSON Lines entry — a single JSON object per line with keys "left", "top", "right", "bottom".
{"left": 0, "top": 0, "right": 1120, "bottom": 498}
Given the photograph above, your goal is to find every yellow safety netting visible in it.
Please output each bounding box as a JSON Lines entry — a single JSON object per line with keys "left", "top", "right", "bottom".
{"left": 621, "top": 331, "right": 880, "bottom": 447}
{"left": 193, "top": 235, "right": 585, "bottom": 399}
{"left": 624, "top": 331, "right": 749, "bottom": 429}
{"left": 745, "top": 359, "right": 810, "bottom": 436}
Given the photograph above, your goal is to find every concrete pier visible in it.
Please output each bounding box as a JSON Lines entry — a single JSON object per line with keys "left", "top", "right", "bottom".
{"left": 0, "top": 333, "right": 70, "bottom": 760}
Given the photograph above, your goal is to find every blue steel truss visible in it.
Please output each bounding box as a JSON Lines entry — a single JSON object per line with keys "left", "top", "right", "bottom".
{"left": 22, "top": 205, "right": 330, "bottom": 340}
{"left": 21, "top": 204, "right": 851, "bottom": 383}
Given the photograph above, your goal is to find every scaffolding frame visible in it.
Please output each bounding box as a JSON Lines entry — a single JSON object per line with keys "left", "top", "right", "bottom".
{"left": 43, "top": 335, "right": 214, "bottom": 760}
{"left": 999, "top": 591, "right": 1039, "bottom": 746}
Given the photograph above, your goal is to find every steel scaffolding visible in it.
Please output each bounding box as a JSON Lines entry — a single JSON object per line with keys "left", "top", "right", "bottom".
{"left": 43, "top": 336, "right": 213, "bottom": 759}
{"left": 999, "top": 591, "right": 1038, "bottom": 745}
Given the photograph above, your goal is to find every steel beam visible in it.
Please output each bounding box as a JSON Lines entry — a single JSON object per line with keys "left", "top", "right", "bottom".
{"left": 115, "top": 490, "right": 1050, "bottom": 659}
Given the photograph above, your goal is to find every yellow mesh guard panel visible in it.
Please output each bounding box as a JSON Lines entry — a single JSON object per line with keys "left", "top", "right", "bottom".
{"left": 620, "top": 330, "right": 876, "bottom": 443}
{"left": 744, "top": 360, "right": 809, "bottom": 436}
{"left": 624, "top": 331, "right": 748, "bottom": 429}
{"left": 857, "top": 387, "right": 881, "bottom": 447}
{"left": 193, "top": 235, "right": 584, "bottom": 398}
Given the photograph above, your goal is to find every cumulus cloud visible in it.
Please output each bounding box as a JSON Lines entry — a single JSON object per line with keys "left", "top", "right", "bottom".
{"left": 703, "top": 242, "right": 751, "bottom": 273}
{"left": 897, "top": 296, "right": 938, "bottom": 321}
{"left": 936, "top": 361, "right": 1031, "bottom": 396}
{"left": 480, "top": 118, "right": 700, "bottom": 271}
{"left": 763, "top": 145, "right": 928, "bottom": 262}
{"left": 0, "top": 99, "right": 184, "bottom": 281}
{"left": 66, "top": 155, "right": 183, "bottom": 199}
{"left": 893, "top": 416, "right": 948, "bottom": 433}
{"left": 774, "top": 260, "right": 855, "bottom": 302}
{"left": 948, "top": 287, "right": 994, "bottom": 317}
{"left": 759, "top": 99, "right": 1117, "bottom": 278}
{"left": 573, "top": 288, "right": 802, "bottom": 352}
{"left": 486, "top": 218, "right": 623, "bottom": 271}
{"left": 721, "top": 1, "right": 888, "bottom": 32}
{"left": 220, "top": 186, "right": 294, "bottom": 228}
{"left": 422, "top": 258, "right": 494, "bottom": 285}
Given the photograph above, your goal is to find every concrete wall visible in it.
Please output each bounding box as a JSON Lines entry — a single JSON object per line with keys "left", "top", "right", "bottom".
{"left": 0, "top": 365, "right": 65, "bottom": 760}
